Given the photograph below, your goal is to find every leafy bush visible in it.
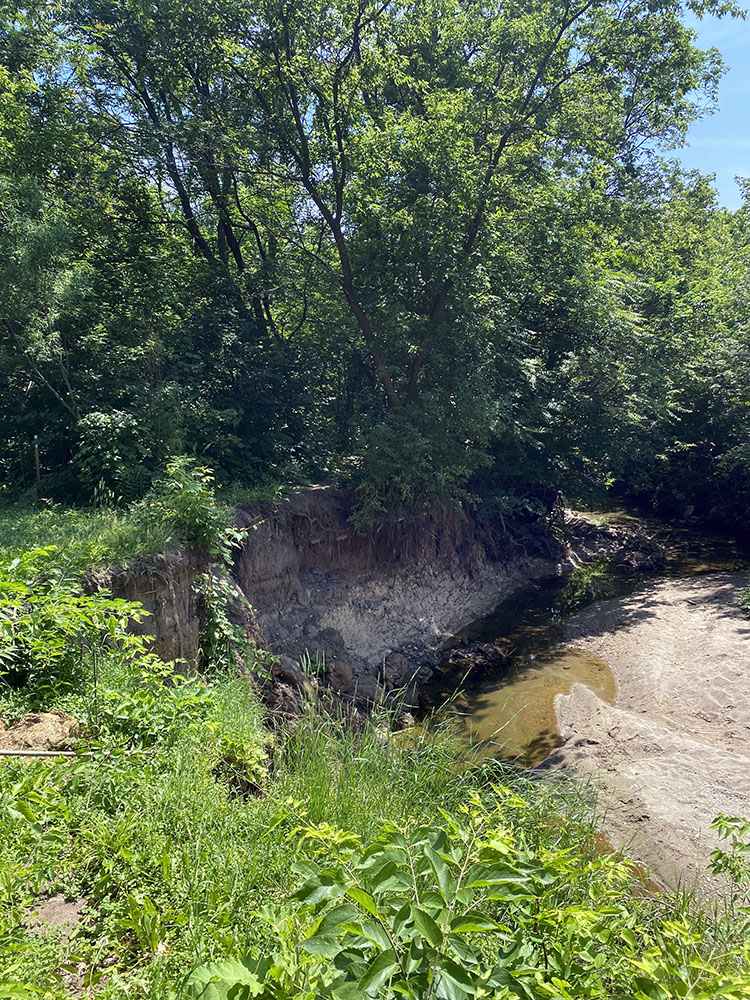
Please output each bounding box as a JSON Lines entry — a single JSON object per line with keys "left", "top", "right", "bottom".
{"left": 76, "top": 409, "right": 154, "bottom": 501}
{"left": 349, "top": 407, "right": 491, "bottom": 528}
{"left": 0, "top": 545, "right": 148, "bottom": 691}
{"left": 138, "top": 457, "right": 243, "bottom": 561}
{"left": 711, "top": 815, "right": 750, "bottom": 894}
{"left": 187, "top": 789, "right": 750, "bottom": 1000}
{"left": 96, "top": 656, "right": 217, "bottom": 748}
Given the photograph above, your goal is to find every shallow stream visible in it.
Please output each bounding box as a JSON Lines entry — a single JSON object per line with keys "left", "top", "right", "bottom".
{"left": 422, "top": 513, "right": 749, "bottom": 766}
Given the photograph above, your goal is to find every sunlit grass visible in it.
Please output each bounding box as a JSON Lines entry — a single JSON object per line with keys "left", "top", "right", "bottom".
{"left": 0, "top": 498, "right": 171, "bottom": 571}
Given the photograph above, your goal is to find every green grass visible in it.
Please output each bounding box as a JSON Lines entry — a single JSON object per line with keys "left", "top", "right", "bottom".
{"left": 0, "top": 498, "right": 171, "bottom": 572}
{"left": 0, "top": 664, "right": 495, "bottom": 997}
{"left": 0, "top": 468, "right": 295, "bottom": 575}
{"left": 2, "top": 648, "right": 749, "bottom": 998}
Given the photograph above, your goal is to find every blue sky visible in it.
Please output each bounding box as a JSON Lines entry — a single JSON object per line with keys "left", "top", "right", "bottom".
{"left": 676, "top": 10, "right": 750, "bottom": 209}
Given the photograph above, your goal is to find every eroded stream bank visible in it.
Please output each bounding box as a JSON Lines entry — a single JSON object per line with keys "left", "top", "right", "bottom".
{"left": 100, "top": 490, "right": 664, "bottom": 716}
{"left": 102, "top": 490, "right": 749, "bottom": 891}
{"left": 423, "top": 514, "right": 750, "bottom": 892}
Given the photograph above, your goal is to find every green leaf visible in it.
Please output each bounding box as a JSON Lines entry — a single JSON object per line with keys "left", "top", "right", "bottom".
{"left": 358, "top": 918, "right": 391, "bottom": 950}
{"left": 368, "top": 860, "right": 403, "bottom": 892}
{"left": 411, "top": 905, "right": 442, "bottom": 947}
{"left": 331, "top": 983, "right": 366, "bottom": 1000}
{"left": 319, "top": 903, "right": 360, "bottom": 932}
{"left": 424, "top": 844, "right": 456, "bottom": 900}
{"left": 438, "top": 956, "right": 477, "bottom": 991}
{"left": 186, "top": 956, "right": 266, "bottom": 999}
{"left": 487, "top": 965, "right": 536, "bottom": 999}
{"left": 359, "top": 949, "right": 399, "bottom": 995}
{"left": 450, "top": 909, "right": 499, "bottom": 933}
{"left": 301, "top": 932, "right": 341, "bottom": 956}
{"left": 0, "top": 984, "right": 40, "bottom": 999}
{"left": 621, "top": 928, "right": 638, "bottom": 949}
{"left": 346, "top": 886, "right": 378, "bottom": 916}
{"left": 293, "top": 873, "right": 343, "bottom": 905}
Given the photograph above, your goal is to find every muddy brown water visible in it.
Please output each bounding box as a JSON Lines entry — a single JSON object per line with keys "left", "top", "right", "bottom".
{"left": 422, "top": 513, "right": 750, "bottom": 767}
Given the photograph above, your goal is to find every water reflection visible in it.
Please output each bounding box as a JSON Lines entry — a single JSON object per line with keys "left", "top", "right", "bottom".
{"left": 464, "top": 646, "right": 615, "bottom": 766}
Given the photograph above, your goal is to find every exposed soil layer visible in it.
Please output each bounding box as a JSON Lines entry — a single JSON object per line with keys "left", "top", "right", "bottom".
{"left": 84, "top": 548, "right": 209, "bottom": 666}
{"left": 0, "top": 711, "right": 80, "bottom": 752}
{"left": 80, "top": 489, "right": 665, "bottom": 709}
{"left": 546, "top": 573, "right": 750, "bottom": 894}
{"left": 231, "top": 491, "right": 655, "bottom": 702}
{"left": 232, "top": 488, "right": 567, "bottom": 700}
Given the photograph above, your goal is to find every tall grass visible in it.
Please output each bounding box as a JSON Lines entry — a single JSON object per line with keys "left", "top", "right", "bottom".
{"left": 2, "top": 662, "right": 749, "bottom": 998}
{"left": 0, "top": 498, "right": 171, "bottom": 571}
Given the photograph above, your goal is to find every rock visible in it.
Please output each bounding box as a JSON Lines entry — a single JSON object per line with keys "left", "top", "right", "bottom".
{"left": 327, "top": 659, "right": 354, "bottom": 692}
{"left": 444, "top": 640, "right": 512, "bottom": 674}
{"left": 271, "top": 654, "right": 317, "bottom": 703}
{"left": 382, "top": 652, "right": 411, "bottom": 689}
{"left": 352, "top": 674, "right": 385, "bottom": 704}
{"left": 273, "top": 655, "right": 305, "bottom": 687}
{"left": 415, "top": 662, "right": 435, "bottom": 684}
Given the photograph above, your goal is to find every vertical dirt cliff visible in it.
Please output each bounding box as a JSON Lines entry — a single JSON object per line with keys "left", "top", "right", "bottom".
{"left": 231, "top": 487, "right": 566, "bottom": 699}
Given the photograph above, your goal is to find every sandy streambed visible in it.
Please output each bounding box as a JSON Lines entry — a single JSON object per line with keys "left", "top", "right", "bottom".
{"left": 547, "top": 572, "right": 750, "bottom": 893}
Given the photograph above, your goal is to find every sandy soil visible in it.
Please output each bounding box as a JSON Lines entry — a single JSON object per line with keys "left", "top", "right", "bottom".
{"left": 547, "top": 572, "right": 750, "bottom": 894}
{"left": 0, "top": 711, "right": 80, "bottom": 751}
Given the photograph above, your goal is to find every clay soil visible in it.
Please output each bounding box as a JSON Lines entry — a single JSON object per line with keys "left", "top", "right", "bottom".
{"left": 548, "top": 572, "right": 750, "bottom": 894}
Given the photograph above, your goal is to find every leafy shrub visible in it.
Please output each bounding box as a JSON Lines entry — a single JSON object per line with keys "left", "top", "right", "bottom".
{"left": 0, "top": 545, "right": 148, "bottom": 691}
{"left": 77, "top": 409, "right": 154, "bottom": 501}
{"left": 97, "top": 655, "right": 217, "bottom": 748}
{"left": 711, "top": 815, "right": 750, "bottom": 894}
{"left": 187, "top": 789, "right": 750, "bottom": 1000}
{"left": 137, "top": 457, "right": 243, "bottom": 561}
{"left": 349, "top": 407, "right": 491, "bottom": 528}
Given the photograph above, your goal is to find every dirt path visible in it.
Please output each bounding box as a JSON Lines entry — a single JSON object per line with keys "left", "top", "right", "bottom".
{"left": 546, "top": 572, "right": 750, "bottom": 894}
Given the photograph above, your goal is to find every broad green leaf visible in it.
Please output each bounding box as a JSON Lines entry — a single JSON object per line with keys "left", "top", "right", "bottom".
{"left": 346, "top": 886, "right": 378, "bottom": 916}
{"left": 450, "top": 909, "right": 499, "bottom": 933}
{"left": 359, "top": 949, "right": 399, "bottom": 995}
{"left": 411, "top": 904, "right": 442, "bottom": 947}
{"left": 439, "top": 956, "right": 477, "bottom": 990}
{"left": 301, "top": 932, "right": 341, "bottom": 956}
{"left": 424, "top": 844, "right": 456, "bottom": 900}
{"left": 186, "top": 956, "right": 265, "bottom": 999}
{"left": 319, "top": 903, "right": 360, "bottom": 931}
{"left": 293, "top": 873, "right": 343, "bottom": 905}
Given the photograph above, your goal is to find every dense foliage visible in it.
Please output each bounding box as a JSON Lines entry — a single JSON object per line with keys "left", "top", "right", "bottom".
{"left": 1, "top": 0, "right": 748, "bottom": 520}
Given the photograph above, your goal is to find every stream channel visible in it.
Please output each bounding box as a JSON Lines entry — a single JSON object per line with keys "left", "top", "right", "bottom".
{"left": 422, "top": 513, "right": 750, "bottom": 768}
